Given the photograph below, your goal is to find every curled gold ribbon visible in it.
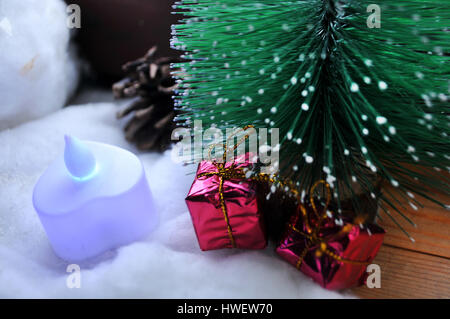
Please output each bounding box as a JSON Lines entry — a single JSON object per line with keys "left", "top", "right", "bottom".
{"left": 197, "top": 125, "right": 255, "bottom": 248}
{"left": 288, "top": 180, "right": 370, "bottom": 268}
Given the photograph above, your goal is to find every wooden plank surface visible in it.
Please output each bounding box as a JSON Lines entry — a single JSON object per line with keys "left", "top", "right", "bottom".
{"left": 353, "top": 244, "right": 450, "bottom": 298}
{"left": 377, "top": 185, "right": 450, "bottom": 258}
{"left": 353, "top": 182, "right": 450, "bottom": 298}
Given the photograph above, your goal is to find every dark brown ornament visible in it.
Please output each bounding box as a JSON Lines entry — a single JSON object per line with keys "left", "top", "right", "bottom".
{"left": 113, "top": 47, "right": 180, "bottom": 151}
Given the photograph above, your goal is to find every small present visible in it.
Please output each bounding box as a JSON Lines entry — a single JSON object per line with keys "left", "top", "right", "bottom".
{"left": 185, "top": 152, "right": 267, "bottom": 251}
{"left": 276, "top": 180, "right": 385, "bottom": 290}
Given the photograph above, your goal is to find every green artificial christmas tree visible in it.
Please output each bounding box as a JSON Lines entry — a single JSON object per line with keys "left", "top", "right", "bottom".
{"left": 171, "top": 0, "right": 449, "bottom": 236}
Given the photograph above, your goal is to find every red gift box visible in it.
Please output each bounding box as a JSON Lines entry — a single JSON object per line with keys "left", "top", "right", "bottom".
{"left": 276, "top": 181, "right": 385, "bottom": 290}
{"left": 185, "top": 153, "right": 267, "bottom": 251}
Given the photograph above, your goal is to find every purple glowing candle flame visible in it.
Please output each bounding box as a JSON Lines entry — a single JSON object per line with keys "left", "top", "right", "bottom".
{"left": 64, "top": 135, "right": 98, "bottom": 180}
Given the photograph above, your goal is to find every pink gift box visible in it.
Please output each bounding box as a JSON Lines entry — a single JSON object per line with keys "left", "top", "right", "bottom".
{"left": 185, "top": 153, "right": 267, "bottom": 251}
{"left": 276, "top": 204, "right": 385, "bottom": 290}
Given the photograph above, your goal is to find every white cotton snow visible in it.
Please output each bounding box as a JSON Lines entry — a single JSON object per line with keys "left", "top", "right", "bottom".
{"left": 0, "top": 0, "right": 78, "bottom": 130}
{"left": 0, "top": 102, "right": 352, "bottom": 298}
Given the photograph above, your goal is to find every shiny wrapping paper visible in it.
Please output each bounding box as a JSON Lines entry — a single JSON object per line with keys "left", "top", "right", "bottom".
{"left": 276, "top": 204, "right": 385, "bottom": 290}
{"left": 185, "top": 154, "right": 267, "bottom": 251}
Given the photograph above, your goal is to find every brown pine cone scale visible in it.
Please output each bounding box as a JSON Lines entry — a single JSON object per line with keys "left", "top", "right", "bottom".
{"left": 113, "top": 46, "right": 180, "bottom": 151}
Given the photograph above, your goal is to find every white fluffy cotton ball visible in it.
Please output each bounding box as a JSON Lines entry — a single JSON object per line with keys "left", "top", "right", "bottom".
{"left": 0, "top": 0, "right": 78, "bottom": 130}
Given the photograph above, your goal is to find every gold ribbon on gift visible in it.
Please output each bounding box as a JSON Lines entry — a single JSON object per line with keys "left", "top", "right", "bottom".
{"left": 288, "top": 180, "right": 370, "bottom": 269}
{"left": 196, "top": 125, "right": 256, "bottom": 248}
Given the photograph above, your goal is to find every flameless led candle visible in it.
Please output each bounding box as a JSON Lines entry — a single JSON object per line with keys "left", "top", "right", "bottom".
{"left": 32, "top": 135, "right": 157, "bottom": 261}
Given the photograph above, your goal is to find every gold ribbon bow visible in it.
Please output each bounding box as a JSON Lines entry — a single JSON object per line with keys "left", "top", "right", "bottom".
{"left": 289, "top": 180, "right": 370, "bottom": 269}
{"left": 196, "top": 125, "right": 255, "bottom": 248}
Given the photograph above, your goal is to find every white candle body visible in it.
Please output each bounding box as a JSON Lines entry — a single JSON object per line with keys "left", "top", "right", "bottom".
{"left": 33, "top": 140, "right": 157, "bottom": 261}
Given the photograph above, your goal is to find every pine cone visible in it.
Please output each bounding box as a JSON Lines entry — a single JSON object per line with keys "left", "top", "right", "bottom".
{"left": 112, "top": 46, "right": 180, "bottom": 151}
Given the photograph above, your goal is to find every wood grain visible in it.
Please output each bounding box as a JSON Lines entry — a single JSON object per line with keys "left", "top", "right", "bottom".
{"left": 352, "top": 181, "right": 450, "bottom": 298}
{"left": 378, "top": 185, "right": 450, "bottom": 258}
{"left": 352, "top": 245, "right": 450, "bottom": 298}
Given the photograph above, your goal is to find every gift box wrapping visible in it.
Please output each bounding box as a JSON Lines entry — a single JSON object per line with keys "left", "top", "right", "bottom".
{"left": 276, "top": 204, "right": 385, "bottom": 290}
{"left": 185, "top": 154, "right": 267, "bottom": 251}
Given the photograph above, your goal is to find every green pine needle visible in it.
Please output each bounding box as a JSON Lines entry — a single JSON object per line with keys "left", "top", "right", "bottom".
{"left": 171, "top": 0, "right": 450, "bottom": 231}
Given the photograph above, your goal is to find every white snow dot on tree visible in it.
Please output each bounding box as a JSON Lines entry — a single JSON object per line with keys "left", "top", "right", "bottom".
{"left": 376, "top": 116, "right": 387, "bottom": 125}
{"left": 378, "top": 81, "right": 388, "bottom": 90}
